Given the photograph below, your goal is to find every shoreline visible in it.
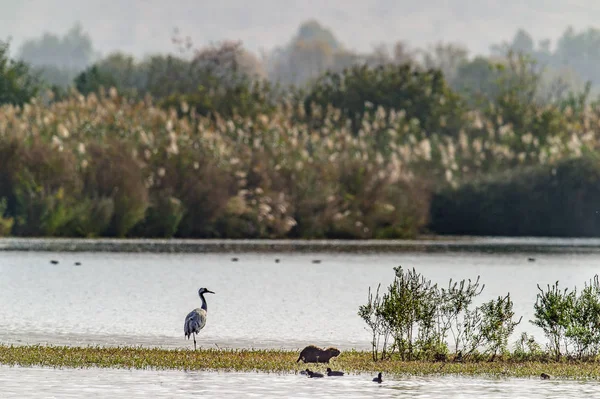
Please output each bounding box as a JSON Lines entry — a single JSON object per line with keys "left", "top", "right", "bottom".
{"left": 1, "top": 236, "right": 600, "bottom": 254}
{"left": 1, "top": 345, "right": 600, "bottom": 379}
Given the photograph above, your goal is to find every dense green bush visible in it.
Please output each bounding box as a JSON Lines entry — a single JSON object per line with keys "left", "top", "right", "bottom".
{"left": 532, "top": 276, "right": 600, "bottom": 360}
{"left": 0, "top": 41, "right": 41, "bottom": 106}
{"left": 74, "top": 65, "right": 119, "bottom": 96}
{"left": 362, "top": 268, "right": 600, "bottom": 362}
{"left": 429, "top": 155, "right": 600, "bottom": 237}
{"left": 304, "top": 63, "right": 467, "bottom": 136}
{"left": 358, "top": 266, "right": 521, "bottom": 361}
{"left": 74, "top": 42, "right": 279, "bottom": 120}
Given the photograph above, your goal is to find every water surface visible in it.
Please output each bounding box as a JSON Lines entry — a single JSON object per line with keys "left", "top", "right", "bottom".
{"left": 0, "top": 248, "right": 598, "bottom": 349}
{"left": 0, "top": 366, "right": 597, "bottom": 398}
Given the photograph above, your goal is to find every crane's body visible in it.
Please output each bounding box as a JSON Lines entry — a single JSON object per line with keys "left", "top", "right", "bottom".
{"left": 184, "top": 287, "right": 214, "bottom": 350}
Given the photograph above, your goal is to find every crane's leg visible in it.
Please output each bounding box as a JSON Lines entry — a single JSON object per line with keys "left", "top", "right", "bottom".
{"left": 193, "top": 333, "right": 197, "bottom": 350}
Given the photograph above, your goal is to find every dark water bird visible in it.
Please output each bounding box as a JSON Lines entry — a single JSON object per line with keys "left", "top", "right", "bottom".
{"left": 311, "top": 260, "right": 321, "bottom": 264}
{"left": 74, "top": 262, "right": 81, "bottom": 266}
{"left": 453, "top": 350, "right": 463, "bottom": 363}
{"left": 50, "top": 260, "right": 59, "bottom": 265}
{"left": 305, "top": 369, "right": 324, "bottom": 378}
{"left": 184, "top": 287, "right": 215, "bottom": 350}
{"left": 528, "top": 257, "right": 536, "bottom": 262}
{"left": 231, "top": 257, "right": 239, "bottom": 262}
{"left": 326, "top": 367, "right": 344, "bottom": 376}
{"left": 372, "top": 372, "right": 383, "bottom": 383}
{"left": 275, "top": 258, "right": 280, "bottom": 263}
{"left": 296, "top": 345, "right": 341, "bottom": 363}
{"left": 540, "top": 372, "right": 551, "bottom": 380}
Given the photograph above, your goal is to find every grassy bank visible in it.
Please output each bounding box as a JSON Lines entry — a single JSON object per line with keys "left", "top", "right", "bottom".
{"left": 2, "top": 345, "right": 600, "bottom": 379}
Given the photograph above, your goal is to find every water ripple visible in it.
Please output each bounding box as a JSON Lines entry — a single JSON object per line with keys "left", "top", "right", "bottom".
{"left": 0, "top": 366, "right": 598, "bottom": 398}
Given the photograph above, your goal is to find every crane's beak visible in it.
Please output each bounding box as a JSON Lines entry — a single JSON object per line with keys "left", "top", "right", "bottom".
{"left": 206, "top": 289, "right": 215, "bottom": 294}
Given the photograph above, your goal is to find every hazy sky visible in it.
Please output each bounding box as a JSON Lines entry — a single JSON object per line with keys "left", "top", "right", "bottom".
{"left": 2, "top": 0, "right": 600, "bottom": 58}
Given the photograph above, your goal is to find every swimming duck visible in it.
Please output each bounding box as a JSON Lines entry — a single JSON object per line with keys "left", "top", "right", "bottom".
{"left": 305, "top": 369, "right": 324, "bottom": 378}
{"left": 372, "top": 372, "right": 383, "bottom": 383}
{"left": 326, "top": 367, "right": 344, "bottom": 376}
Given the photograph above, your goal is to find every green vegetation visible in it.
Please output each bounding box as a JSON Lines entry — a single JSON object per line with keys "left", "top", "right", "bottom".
{"left": 1, "top": 21, "right": 600, "bottom": 238}
{"left": 5, "top": 267, "right": 600, "bottom": 378}
{"left": 360, "top": 267, "right": 600, "bottom": 365}
{"left": 304, "top": 64, "right": 466, "bottom": 136}
{"left": 430, "top": 155, "right": 600, "bottom": 236}
{"left": 0, "top": 41, "right": 41, "bottom": 106}
{"left": 3, "top": 345, "right": 600, "bottom": 379}
{"left": 359, "top": 267, "right": 520, "bottom": 362}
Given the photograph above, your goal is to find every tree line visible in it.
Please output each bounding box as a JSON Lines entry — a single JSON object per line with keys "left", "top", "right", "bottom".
{"left": 0, "top": 21, "right": 599, "bottom": 238}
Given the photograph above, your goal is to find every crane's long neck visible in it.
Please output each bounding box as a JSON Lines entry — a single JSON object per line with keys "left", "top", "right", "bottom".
{"left": 200, "top": 293, "right": 208, "bottom": 311}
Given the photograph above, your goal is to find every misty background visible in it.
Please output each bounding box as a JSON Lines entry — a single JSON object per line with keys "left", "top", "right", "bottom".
{"left": 2, "top": 0, "right": 600, "bottom": 56}
{"left": 2, "top": 0, "right": 600, "bottom": 94}
{"left": 2, "top": 0, "right": 600, "bottom": 239}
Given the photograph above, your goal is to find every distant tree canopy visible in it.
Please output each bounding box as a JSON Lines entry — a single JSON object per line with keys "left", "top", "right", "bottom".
{"left": 304, "top": 63, "right": 466, "bottom": 136}
{"left": 295, "top": 20, "right": 342, "bottom": 51}
{"left": 0, "top": 41, "right": 41, "bottom": 106}
{"left": 17, "top": 23, "right": 97, "bottom": 88}
{"left": 2, "top": 19, "right": 597, "bottom": 126}
{"left": 18, "top": 23, "right": 95, "bottom": 70}
{"left": 491, "top": 26, "right": 600, "bottom": 91}
{"left": 267, "top": 20, "right": 352, "bottom": 87}
{"left": 75, "top": 41, "right": 278, "bottom": 119}
{"left": 451, "top": 56, "right": 502, "bottom": 102}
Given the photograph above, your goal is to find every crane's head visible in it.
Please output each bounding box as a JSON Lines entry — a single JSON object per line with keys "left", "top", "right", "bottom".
{"left": 198, "top": 287, "right": 215, "bottom": 296}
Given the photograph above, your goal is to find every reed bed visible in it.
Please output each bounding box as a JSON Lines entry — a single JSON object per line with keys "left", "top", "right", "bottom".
{"left": 0, "top": 89, "right": 599, "bottom": 238}
{"left": 2, "top": 345, "right": 600, "bottom": 379}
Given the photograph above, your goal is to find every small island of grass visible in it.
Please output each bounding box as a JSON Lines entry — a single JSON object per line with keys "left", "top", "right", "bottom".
{"left": 2, "top": 345, "right": 600, "bottom": 379}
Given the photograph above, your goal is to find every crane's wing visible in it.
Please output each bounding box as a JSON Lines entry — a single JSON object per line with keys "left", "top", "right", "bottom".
{"left": 184, "top": 308, "right": 207, "bottom": 338}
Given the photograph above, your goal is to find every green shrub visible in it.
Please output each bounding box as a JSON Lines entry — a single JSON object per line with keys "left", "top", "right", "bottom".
{"left": 429, "top": 155, "right": 600, "bottom": 237}
{"left": 0, "top": 197, "right": 14, "bottom": 236}
{"left": 304, "top": 63, "right": 466, "bottom": 136}
{"left": 83, "top": 142, "right": 148, "bottom": 237}
{"left": 63, "top": 197, "right": 115, "bottom": 237}
{"left": 477, "top": 294, "right": 522, "bottom": 360}
{"left": 0, "top": 41, "right": 41, "bottom": 106}
{"left": 132, "top": 195, "right": 184, "bottom": 238}
{"left": 531, "top": 281, "right": 575, "bottom": 360}
{"left": 566, "top": 275, "right": 600, "bottom": 358}
{"left": 74, "top": 65, "right": 119, "bottom": 95}
{"left": 359, "top": 266, "right": 490, "bottom": 361}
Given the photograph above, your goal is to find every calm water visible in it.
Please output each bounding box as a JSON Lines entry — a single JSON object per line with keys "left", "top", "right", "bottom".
{"left": 1, "top": 240, "right": 600, "bottom": 397}
{"left": 1, "top": 249, "right": 599, "bottom": 349}
{"left": 1, "top": 366, "right": 599, "bottom": 399}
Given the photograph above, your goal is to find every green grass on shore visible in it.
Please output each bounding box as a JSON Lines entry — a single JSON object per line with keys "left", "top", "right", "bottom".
{"left": 2, "top": 345, "right": 600, "bottom": 379}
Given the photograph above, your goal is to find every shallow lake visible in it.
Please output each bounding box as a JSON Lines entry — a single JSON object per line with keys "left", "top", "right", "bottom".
{"left": 1, "top": 238, "right": 600, "bottom": 397}
{"left": 1, "top": 244, "right": 599, "bottom": 349}
{"left": 1, "top": 365, "right": 599, "bottom": 398}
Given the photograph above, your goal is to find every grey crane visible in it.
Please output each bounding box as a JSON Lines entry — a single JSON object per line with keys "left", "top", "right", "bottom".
{"left": 184, "top": 287, "right": 215, "bottom": 350}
